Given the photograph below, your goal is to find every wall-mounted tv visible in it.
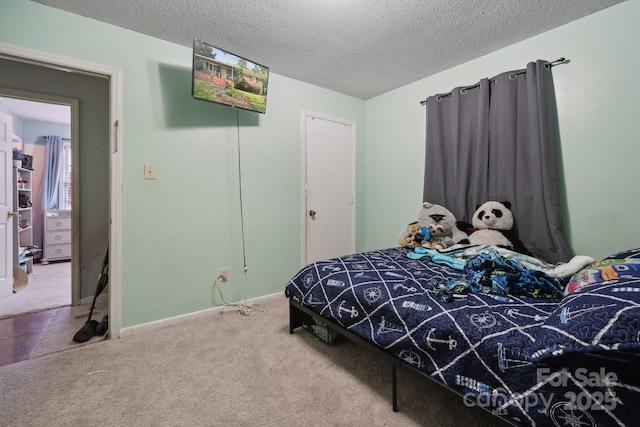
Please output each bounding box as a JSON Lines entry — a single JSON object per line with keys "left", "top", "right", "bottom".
{"left": 192, "top": 39, "right": 269, "bottom": 114}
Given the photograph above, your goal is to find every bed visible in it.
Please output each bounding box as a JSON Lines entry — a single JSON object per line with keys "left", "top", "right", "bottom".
{"left": 285, "top": 244, "right": 640, "bottom": 427}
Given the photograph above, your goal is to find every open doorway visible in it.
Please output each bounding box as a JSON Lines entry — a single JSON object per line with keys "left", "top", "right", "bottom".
{"left": 0, "top": 94, "right": 76, "bottom": 318}
{"left": 0, "top": 42, "right": 122, "bottom": 350}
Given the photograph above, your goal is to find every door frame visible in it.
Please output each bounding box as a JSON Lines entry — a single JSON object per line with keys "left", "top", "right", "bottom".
{"left": 0, "top": 42, "right": 123, "bottom": 338}
{"left": 300, "top": 110, "right": 356, "bottom": 266}
{"left": 0, "top": 111, "right": 13, "bottom": 300}
{"left": 0, "top": 88, "right": 80, "bottom": 305}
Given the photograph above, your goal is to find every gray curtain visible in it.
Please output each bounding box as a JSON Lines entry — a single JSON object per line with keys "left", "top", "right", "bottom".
{"left": 423, "top": 60, "right": 569, "bottom": 263}
{"left": 42, "top": 135, "right": 63, "bottom": 210}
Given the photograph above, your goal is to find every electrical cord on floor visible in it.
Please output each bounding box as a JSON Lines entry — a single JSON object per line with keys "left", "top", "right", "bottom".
{"left": 213, "top": 267, "right": 264, "bottom": 318}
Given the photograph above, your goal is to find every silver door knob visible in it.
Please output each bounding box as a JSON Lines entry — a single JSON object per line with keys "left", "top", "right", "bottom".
{"left": 309, "top": 210, "right": 316, "bottom": 217}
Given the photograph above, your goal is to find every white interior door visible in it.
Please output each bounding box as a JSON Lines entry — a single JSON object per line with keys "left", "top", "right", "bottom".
{"left": 303, "top": 112, "right": 355, "bottom": 264}
{"left": 0, "top": 111, "right": 14, "bottom": 300}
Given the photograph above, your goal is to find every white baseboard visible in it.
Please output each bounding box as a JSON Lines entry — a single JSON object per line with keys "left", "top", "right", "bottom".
{"left": 119, "top": 292, "right": 283, "bottom": 338}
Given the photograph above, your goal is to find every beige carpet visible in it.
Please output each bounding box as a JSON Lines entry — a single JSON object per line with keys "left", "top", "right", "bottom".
{"left": 0, "top": 261, "right": 71, "bottom": 319}
{"left": 1, "top": 295, "right": 506, "bottom": 427}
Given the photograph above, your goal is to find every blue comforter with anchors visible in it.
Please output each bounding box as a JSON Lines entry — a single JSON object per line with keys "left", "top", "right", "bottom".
{"left": 285, "top": 246, "right": 640, "bottom": 427}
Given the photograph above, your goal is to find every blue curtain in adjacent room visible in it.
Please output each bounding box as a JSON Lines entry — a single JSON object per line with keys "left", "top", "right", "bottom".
{"left": 423, "top": 60, "right": 570, "bottom": 263}
{"left": 42, "top": 135, "right": 63, "bottom": 210}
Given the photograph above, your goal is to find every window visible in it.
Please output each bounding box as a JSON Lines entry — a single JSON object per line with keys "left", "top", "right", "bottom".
{"left": 58, "top": 141, "right": 72, "bottom": 210}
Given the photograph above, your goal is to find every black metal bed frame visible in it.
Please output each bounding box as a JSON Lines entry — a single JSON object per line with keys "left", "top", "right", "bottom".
{"left": 289, "top": 297, "right": 517, "bottom": 426}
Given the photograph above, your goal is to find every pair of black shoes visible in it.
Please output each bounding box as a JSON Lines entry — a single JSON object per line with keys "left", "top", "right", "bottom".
{"left": 72, "top": 314, "right": 108, "bottom": 343}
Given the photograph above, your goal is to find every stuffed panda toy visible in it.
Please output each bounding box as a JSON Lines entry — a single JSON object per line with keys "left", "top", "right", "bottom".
{"left": 459, "top": 201, "right": 532, "bottom": 255}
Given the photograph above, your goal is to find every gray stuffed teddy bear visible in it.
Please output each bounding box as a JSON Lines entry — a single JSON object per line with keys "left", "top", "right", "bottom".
{"left": 398, "top": 201, "right": 468, "bottom": 247}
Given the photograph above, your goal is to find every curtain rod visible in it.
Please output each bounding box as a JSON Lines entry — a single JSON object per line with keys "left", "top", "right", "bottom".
{"left": 40, "top": 136, "right": 71, "bottom": 140}
{"left": 419, "top": 57, "right": 568, "bottom": 106}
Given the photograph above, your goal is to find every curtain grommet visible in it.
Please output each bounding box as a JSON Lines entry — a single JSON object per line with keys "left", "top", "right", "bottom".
{"left": 436, "top": 95, "right": 443, "bottom": 102}
{"left": 460, "top": 88, "right": 467, "bottom": 95}
{"left": 509, "top": 73, "right": 517, "bottom": 80}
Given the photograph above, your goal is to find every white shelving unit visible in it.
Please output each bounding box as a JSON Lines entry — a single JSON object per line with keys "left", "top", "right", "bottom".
{"left": 14, "top": 166, "right": 35, "bottom": 274}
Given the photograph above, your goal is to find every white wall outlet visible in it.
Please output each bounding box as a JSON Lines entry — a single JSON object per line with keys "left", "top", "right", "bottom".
{"left": 219, "top": 267, "right": 229, "bottom": 281}
{"left": 144, "top": 164, "right": 157, "bottom": 180}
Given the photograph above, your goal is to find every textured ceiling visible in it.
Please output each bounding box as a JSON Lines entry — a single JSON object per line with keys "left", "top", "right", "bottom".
{"left": 32, "top": 0, "right": 622, "bottom": 99}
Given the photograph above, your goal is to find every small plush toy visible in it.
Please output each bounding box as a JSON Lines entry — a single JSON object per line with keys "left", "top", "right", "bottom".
{"left": 457, "top": 201, "right": 531, "bottom": 255}
{"left": 400, "top": 221, "right": 428, "bottom": 248}
{"left": 422, "top": 222, "right": 454, "bottom": 250}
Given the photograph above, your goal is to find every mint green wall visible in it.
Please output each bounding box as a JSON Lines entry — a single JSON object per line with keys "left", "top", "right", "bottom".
{"left": 364, "top": 0, "right": 639, "bottom": 261}
{"left": 1, "top": 0, "right": 365, "bottom": 328}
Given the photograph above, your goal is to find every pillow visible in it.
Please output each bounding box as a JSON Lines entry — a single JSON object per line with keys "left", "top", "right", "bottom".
{"left": 564, "top": 248, "right": 640, "bottom": 295}
{"left": 603, "top": 247, "right": 640, "bottom": 261}
{"left": 528, "top": 248, "right": 640, "bottom": 363}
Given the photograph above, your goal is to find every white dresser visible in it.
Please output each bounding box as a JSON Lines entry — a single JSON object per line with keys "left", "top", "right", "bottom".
{"left": 42, "top": 210, "right": 72, "bottom": 263}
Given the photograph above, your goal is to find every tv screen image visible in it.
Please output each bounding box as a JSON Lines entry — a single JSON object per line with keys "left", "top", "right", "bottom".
{"left": 192, "top": 39, "right": 269, "bottom": 114}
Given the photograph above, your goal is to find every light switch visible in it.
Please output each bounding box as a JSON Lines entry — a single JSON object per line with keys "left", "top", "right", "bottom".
{"left": 144, "top": 164, "right": 157, "bottom": 180}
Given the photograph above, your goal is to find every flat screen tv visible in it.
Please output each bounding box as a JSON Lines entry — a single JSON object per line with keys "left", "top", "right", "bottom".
{"left": 192, "top": 39, "right": 269, "bottom": 114}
